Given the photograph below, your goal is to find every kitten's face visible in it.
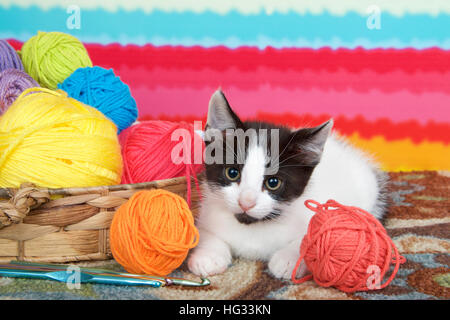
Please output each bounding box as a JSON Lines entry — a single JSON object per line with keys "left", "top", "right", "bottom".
{"left": 203, "top": 90, "right": 332, "bottom": 225}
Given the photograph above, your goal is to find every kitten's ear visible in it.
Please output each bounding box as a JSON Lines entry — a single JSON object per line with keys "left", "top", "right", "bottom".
{"left": 206, "top": 89, "right": 243, "bottom": 131}
{"left": 291, "top": 119, "right": 333, "bottom": 165}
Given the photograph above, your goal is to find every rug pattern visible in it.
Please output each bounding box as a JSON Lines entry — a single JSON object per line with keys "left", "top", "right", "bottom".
{"left": 0, "top": 171, "right": 448, "bottom": 300}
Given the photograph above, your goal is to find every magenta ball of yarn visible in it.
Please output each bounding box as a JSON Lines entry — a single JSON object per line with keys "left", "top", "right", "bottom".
{"left": 0, "top": 40, "right": 24, "bottom": 72}
{"left": 0, "top": 69, "right": 39, "bottom": 114}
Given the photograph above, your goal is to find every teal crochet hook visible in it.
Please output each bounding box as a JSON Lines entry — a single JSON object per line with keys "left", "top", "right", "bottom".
{"left": 0, "top": 265, "right": 164, "bottom": 287}
{"left": 1, "top": 261, "right": 210, "bottom": 287}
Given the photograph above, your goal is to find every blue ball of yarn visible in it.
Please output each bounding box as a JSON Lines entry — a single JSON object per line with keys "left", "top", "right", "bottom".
{"left": 58, "top": 66, "right": 138, "bottom": 133}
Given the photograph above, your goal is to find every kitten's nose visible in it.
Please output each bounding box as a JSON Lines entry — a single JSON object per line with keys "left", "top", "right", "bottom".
{"left": 238, "top": 191, "right": 256, "bottom": 212}
{"left": 239, "top": 200, "right": 256, "bottom": 212}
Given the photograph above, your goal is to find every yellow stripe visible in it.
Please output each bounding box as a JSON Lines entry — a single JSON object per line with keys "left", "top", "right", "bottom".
{"left": 345, "top": 133, "right": 450, "bottom": 171}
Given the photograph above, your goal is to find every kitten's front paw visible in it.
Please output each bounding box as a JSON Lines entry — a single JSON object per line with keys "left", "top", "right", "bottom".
{"left": 188, "top": 249, "right": 231, "bottom": 277}
{"left": 268, "top": 249, "right": 309, "bottom": 280}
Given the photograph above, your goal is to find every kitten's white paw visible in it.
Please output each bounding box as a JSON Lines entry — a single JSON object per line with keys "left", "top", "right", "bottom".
{"left": 268, "top": 248, "right": 308, "bottom": 280}
{"left": 188, "top": 249, "right": 231, "bottom": 277}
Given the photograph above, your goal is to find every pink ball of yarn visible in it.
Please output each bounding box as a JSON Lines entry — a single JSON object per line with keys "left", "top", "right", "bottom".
{"left": 0, "top": 68, "right": 39, "bottom": 115}
{"left": 292, "top": 199, "right": 405, "bottom": 293}
{"left": 119, "top": 121, "right": 205, "bottom": 201}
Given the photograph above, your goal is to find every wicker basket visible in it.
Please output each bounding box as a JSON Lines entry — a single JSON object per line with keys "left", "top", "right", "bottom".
{"left": 0, "top": 176, "right": 201, "bottom": 264}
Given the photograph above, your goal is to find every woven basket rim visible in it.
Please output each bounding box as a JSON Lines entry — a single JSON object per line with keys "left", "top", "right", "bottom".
{"left": 0, "top": 175, "right": 203, "bottom": 198}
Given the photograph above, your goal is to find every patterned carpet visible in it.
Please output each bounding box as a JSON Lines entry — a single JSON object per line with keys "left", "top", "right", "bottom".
{"left": 0, "top": 171, "right": 448, "bottom": 300}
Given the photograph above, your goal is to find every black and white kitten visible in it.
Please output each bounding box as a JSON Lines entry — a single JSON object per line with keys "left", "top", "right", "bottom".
{"left": 188, "top": 90, "right": 388, "bottom": 279}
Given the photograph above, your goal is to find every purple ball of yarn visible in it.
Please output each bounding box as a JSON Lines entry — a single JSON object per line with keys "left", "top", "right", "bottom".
{"left": 0, "top": 40, "right": 24, "bottom": 72}
{"left": 0, "top": 69, "right": 39, "bottom": 114}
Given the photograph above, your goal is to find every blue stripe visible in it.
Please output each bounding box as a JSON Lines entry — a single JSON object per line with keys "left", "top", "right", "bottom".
{"left": 1, "top": 5, "right": 450, "bottom": 49}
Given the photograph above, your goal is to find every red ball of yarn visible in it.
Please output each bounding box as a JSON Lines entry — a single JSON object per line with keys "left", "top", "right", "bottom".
{"left": 119, "top": 120, "right": 205, "bottom": 203}
{"left": 292, "top": 199, "right": 405, "bottom": 293}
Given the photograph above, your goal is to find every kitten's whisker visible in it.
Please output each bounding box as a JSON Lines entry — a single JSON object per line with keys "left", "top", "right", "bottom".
{"left": 236, "top": 136, "right": 246, "bottom": 165}
{"left": 278, "top": 129, "right": 298, "bottom": 160}
{"left": 277, "top": 152, "right": 304, "bottom": 166}
{"left": 225, "top": 145, "right": 238, "bottom": 164}
{"left": 222, "top": 137, "right": 239, "bottom": 164}
{"left": 277, "top": 164, "right": 315, "bottom": 169}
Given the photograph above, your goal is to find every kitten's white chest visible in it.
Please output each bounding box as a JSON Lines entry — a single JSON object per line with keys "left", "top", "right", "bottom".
{"left": 197, "top": 197, "right": 311, "bottom": 260}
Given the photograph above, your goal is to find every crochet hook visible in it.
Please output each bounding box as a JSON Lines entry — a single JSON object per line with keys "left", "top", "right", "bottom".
{"left": 0, "top": 265, "right": 164, "bottom": 287}
{"left": 4, "top": 261, "right": 210, "bottom": 287}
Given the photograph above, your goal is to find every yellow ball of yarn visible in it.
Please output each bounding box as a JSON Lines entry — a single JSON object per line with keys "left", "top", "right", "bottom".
{"left": 0, "top": 88, "right": 123, "bottom": 188}
{"left": 20, "top": 31, "right": 93, "bottom": 89}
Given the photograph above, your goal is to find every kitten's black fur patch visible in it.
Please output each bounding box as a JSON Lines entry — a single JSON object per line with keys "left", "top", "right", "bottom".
{"left": 205, "top": 121, "right": 322, "bottom": 202}
{"left": 234, "top": 213, "right": 260, "bottom": 225}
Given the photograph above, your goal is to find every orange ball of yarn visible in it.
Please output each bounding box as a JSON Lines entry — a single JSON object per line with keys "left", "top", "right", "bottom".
{"left": 110, "top": 189, "right": 199, "bottom": 276}
{"left": 292, "top": 199, "right": 405, "bottom": 293}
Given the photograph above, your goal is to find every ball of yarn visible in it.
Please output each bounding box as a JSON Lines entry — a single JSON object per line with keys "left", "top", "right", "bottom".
{"left": 0, "top": 69, "right": 39, "bottom": 115}
{"left": 20, "top": 31, "right": 92, "bottom": 89}
{"left": 292, "top": 199, "right": 405, "bottom": 293}
{"left": 0, "top": 40, "right": 24, "bottom": 72}
{"left": 58, "top": 66, "right": 138, "bottom": 133}
{"left": 0, "top": 87, "right": 123, "bottom": 188}
{"left": 110, "top": 189, "right": 199, "bottom": 276}
{"left": 119, "top": 120, "right": 204, "bottom": 203}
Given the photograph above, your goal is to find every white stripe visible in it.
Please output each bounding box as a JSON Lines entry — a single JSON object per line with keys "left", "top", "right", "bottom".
{"left": 240, "top": 143, "right": 266, "bottom": 191}
{"left": 1, "top": 0, "right": 449, "bottom": 16}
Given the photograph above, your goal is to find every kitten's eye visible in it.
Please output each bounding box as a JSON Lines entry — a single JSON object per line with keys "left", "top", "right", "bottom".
{"left": 265, "top": 177, "right": 281, "bottom": 191}
{"left": 225, "top": 167, "right": 240, "bottom": 181}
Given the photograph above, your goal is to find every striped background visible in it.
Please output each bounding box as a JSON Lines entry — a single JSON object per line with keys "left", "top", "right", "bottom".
{"left": 2, "top": 1, "right": 449, "bottom": 171}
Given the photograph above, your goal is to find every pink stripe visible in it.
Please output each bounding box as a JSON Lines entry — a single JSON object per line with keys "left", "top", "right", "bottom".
{"left": 116, "top": 65, "right": 450, "bottom": 94}
{"left": 131, "top": 85, "right": 450, "bottom": 124}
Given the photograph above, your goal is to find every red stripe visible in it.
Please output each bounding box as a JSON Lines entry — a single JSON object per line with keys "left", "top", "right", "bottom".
{"left": 140, "top": 113, "right": 450, "bottom": 144}
{"left": 89, "top": 45, "right": 450, "bottom": 74}
{"left": 8, "top": 40, "right": 450, "bottom": 74}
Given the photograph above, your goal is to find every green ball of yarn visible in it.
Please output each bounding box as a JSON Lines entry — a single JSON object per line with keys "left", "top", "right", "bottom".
{"left": 20, "top": 31, "right": 92, "bottom": 89}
